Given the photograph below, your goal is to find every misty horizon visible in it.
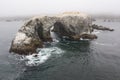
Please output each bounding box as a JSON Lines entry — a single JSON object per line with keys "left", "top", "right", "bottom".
{"left": 0, "top": 0, "right": 120, "bottom": 17}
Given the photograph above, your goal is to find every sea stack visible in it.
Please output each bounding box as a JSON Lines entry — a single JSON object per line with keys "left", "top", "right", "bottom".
{"left": 9, "top": 12, "right": 95, "bottom": 55}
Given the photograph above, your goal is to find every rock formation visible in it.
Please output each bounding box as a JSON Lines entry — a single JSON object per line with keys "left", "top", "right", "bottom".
{"left": 92, "top": 24, "right": 114, "bottom": 31}
{"left": 9, "top": 12, "right": 110, "bottom": 55}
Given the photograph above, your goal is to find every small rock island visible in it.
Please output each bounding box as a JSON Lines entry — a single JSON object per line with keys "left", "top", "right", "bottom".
{"left": 9, "top": 12, "right": 113, "bottom": 55}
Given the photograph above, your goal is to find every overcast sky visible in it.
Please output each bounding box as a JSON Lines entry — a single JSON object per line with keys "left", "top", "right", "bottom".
{"left": 0, "top": 0, "right": 120, "bottom": 16}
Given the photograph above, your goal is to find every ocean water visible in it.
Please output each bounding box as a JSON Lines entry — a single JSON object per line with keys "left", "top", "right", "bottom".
{"left": 0, "top": 20, "right": 120, "bottom": 80}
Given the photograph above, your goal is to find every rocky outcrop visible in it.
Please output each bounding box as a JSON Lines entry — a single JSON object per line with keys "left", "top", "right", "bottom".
{"left": 92, "top": 24, "right": 114, "bottom": 31}
{"left": 9, "top": 12, "right": 95, "bottom": 55}
{"left": 63, "top": 33, "right": 97, "bottom": 41}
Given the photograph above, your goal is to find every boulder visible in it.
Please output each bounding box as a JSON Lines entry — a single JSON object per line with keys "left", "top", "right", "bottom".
{"left": 10, "top": 12, "right": 94, "bottom": 55}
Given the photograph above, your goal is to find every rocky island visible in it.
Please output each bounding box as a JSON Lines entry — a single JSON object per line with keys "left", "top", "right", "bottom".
{"left": 9, "top": 12, "right": 114, "bottom": 55}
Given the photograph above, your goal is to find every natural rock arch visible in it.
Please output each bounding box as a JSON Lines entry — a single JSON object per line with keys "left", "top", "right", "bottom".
{"left": 9, "top": 12, "right": 98, "bottom": 55}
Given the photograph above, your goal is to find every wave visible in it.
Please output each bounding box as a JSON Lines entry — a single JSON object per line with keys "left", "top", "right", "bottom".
{"left": 22, "top": 47, "right": 64, "bottom": 66}
{"left": 95, "top": 42, "right": 117, "bottom": 46}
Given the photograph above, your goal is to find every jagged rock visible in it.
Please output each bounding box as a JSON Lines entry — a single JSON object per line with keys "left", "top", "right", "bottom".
{"left": 80, "top": 33, "right": 97, "bottom": 39}
{"left": 10, "top": 12, "right": 94, "bottom": 55}
{"left": 9, "top": 34, "right": 43, "bottom": 55}
{"left": 71, "top": 33, "right": 97, "bottom": 40}
{"left": 92, "top": 24, "right": 114, "bottom": 31}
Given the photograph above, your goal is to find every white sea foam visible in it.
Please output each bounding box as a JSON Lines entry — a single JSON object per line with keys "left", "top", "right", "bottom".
{"left": 95, "top": 42, "right": 117, "bottom": 46}
{"left": 92, "top": 30, "right": 100, "bottom": 34}
{"left": 80, "top": 38, "right": 89, "bottom": 41}
{"left": 95, "top": 42, "right": 106, "bottom": 46}
{"left": 23, "top": 47, "right": 64, "bottom": 66}
{"left": 50, "top": 26, "right": 60, "bottom": 42}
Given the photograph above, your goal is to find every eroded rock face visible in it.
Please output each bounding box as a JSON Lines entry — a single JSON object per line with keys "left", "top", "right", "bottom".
{"left": 10, "top": 12, "right": 93, "bottom": 54}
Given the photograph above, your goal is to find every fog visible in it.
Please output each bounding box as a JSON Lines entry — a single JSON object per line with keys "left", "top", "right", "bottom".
{"left": 0, "top": 0, "right": 120, "bottom": 16}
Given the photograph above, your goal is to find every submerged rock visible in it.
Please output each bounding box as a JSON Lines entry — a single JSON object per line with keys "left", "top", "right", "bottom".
{"left": 9, "top": 12, "right": 96, "bottom": 55}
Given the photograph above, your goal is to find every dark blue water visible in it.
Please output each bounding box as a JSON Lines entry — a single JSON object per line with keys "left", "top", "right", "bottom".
{"left": 0, "top": 20, "right": 120, "bottom": 80}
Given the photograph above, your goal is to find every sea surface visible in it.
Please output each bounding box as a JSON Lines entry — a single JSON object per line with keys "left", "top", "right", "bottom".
{"left": 0, "top": 20, "right": 120, "bottom": 80}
